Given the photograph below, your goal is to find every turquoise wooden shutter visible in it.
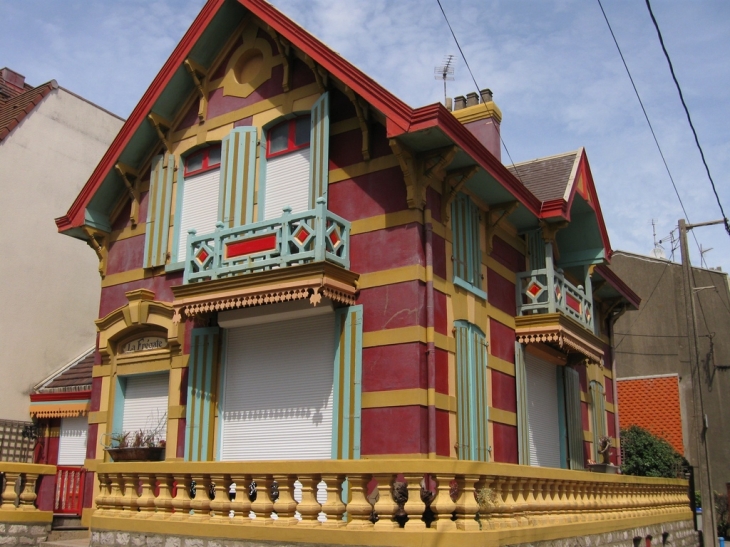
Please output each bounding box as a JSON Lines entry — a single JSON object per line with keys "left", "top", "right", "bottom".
{"left": 514, "top": 342, "right": 530, "bottom": 465}
{"left": 309, "top": 92, "right": 330, "bottom": 209}
{"left": 332, "top": 305, "right": 362, "bottom": 460}
{"left": 590, "top": 380, "right": 607, "bottom": 460}
{"left": 455, "top": 321, "right": 489, "bottom": 461}
{"left": 185, "top": 327, "right": 220, "bottom": 461}
{"left": 564, "top": 366, "right": 585, "bottom": 470}
{"left": 451, "top": 193, "right": 483, "bottom": 293}
{"left": 143, "top": 154, "right": 174, "bottom": 268}
{"left": 219, "top": 127, "right": 257, "bottom": 227}
{"left": 556, "top": 366, "right": 568, "bottom": 468}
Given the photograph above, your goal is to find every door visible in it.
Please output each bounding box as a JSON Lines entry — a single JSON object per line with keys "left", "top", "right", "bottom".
{"left": 525, "top": 353, "right": 562, "bottom": 467}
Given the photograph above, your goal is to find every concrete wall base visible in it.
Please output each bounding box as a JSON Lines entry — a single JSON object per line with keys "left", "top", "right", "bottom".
{"left": 0, "top": 522, "right": 51, "bottom": 545}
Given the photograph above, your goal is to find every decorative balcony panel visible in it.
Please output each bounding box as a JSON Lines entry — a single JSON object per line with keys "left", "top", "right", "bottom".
{"left": 517, "top": 268, "right": 594, "bottom": 333}
{"left": 184, "top": 198, "right": 349, "bottom": 284}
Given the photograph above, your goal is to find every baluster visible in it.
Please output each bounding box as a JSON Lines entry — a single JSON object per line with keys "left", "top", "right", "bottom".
{"left": 228, "top": 474, "right": 251, "bottom": 524}
{"left": 250, "top": 475, "right": 274, "bottom": 525}
{"left": 272, "top": 474, "right": 298, "bottom": 526}
{"left": 454, "top": 474, "right": 480, "bottom": 531}
{"left": 94, "top": 472, "right": 110, "bottom": 514}
{"left": 209, "top": 474, "right": 231, "bottom": 521}
{"left": 574, "top": 481, "right": 587, "bottom": 522}
{"left": 314, "top": 197, "right": 326, "bottom": 262}
{"left": 541, "top": 478, "right": 557, "bottom": 525}
{"left": 136, "top": 473, "right": 157, "bottom": 518}
{"left": 345, "top": 473, "right": 373, "bottom": 529}
{"left": 296, "top": 475, "right": 322, "bottom": 527}
{"left": 320, "top": 473, "right": 346, "bottom": 527}
{"left": 527, "top": 478, "right": 544, "bottom": 525}
{"left": 281, "top": 206, "right": 292, "bottom": 262}
{"left": 522, "top": 477, "right": 538, "bottom": 525}
{"left": 401, "top": 473, "right": 427, "bottom": 530}
{"left": 18, "top": 472, "right": 39, "bottom": 511}
{"left": 107, "top": 474, "right": 124, "bottom": 515}
{"left": 189, "top": 474, "right": 211, "bottom": 521}
{"left": 489, "top": 476, "right": 510, "bottom": 529}
{"left": 372, "top": 473, "right": 398, "bottom": 530}
{"left": 555, "top": 480, "right": 570, "bottom": 524}
{"left": 118, "top": 473, "right": 138, "bottom": 517}
{"left": 1, "top": 472, "right": 20, "bottom": 510}
{"left": 152, "top": 474, "right": 173, "bottom": 519}
{"left": 169, "top": 474, "right": 191, "bottom": 520}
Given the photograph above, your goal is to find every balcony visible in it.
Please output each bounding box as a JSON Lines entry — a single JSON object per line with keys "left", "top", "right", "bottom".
{"left": 172, "top": 198, "right": 357, "bottom": 322}
{"left": 515, "top": 266, "right": 604, "bottom": 364}
{"left": 184, "top": 198, "right": 350, "bottom": 284}
{"left": 85, "top": 459, "right": 691, "bottom": 547}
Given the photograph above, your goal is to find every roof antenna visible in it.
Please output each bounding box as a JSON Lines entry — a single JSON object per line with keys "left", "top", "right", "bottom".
{"left": 651, "top": 219, "right": 666, "bottom": 259}
{"left": 434, "top": 55, "right": 455, "bottom": 109}
{"left": 699, "top": 244, "right": 712, "bottom": 269}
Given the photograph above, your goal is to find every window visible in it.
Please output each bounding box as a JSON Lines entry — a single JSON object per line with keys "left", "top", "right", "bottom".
{"left": 454, "top": 321, "right": 488, "bottom": 461}
{"left": 263, "top": 116, "right": 312, "bottom": 220}
{"left": 173, "top": 145, "right": 222, "bottom": 263}
{"left": 589, "top": 380, "right": 608, "bottom": 460}
{"left": 451, "top": 193, "right": 486, "bottom": 299}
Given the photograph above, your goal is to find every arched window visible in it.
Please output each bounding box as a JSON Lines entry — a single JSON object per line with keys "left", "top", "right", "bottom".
{"left": 263, "top": 115, "right": 312, "bottom": 221}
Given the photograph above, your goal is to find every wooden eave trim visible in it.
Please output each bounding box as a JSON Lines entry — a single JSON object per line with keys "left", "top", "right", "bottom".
{"left": 30, "top": 390, "right": 92, "bottom": 402}
{"left": 515, "top": 312, "right": 606, "bottom": 364}
{"left": 55, "top": 0, "right": 226, "bottom": 233}
{"left": 594, "top": 265, "right": 641, "bottom": 309}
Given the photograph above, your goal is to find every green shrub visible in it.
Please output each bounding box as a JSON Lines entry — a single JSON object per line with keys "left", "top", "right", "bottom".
{"left": 620, "top": 425, "right": 683, "bottom": 478}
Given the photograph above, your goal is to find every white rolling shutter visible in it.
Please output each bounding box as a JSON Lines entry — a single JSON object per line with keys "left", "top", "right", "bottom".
{"left": 264, "top": 148, "right": 311, "bottom": 220}
{"left": 177, "top": 169, "right": 221, "bottom": 261}
{"left": 122, "top": 373, "right": 169, "bottom": 440}
{"left": 220, "top": 312, "right": 334, "bottom": 461}
{"left": 525, "top": 353, "right": 562, "bottom": 468}
{"left": 58, "top": 416, "right": 88, "bottom": 466}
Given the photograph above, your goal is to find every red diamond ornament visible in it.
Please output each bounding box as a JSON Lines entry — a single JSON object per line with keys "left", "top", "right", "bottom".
{"left": 526, "top": 281, "right": 541, "bottom": 298}
{"left": 196, "top": 248, "right": 209, "bottom": 264}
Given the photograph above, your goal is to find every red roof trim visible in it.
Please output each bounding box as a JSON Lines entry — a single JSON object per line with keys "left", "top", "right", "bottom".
{"left": 30, "top": 391, "right": 92, "bottom": 403}
{"left": 594, "top": 264, "right": 641, "bottom": 309}
{"left": 55, "top": 0, "right": 226, "bottom": 232}
{"left": 577, "top": 150, "right": 612, "bottom": 258}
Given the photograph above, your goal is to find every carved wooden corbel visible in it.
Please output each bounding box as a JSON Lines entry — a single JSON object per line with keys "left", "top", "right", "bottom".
{"left": 540, "top": 220, "right": 569, "bottom": 261}
{"left": 114, "top": 162, "right": 140, "bottom": 227}
{"left": 270, "top": 31, "right": 293, "bottom": 92}
{"left": 82, "top": 225, "right": 108, "bottom": 278}
{"left": 442, "top": 165, "right": 479, "bottom": 223}
{"left": 485, "top": 200, "right": 519, "bottom": 255}
{"left": 423, "top": 145, "right": 458, "bottom": 183}
{"left": 389, "top": 139, "right": 424, "bottom": 210}
{"left": 147, "top": 113, "right": 172, "bottom": 153}
{"left": 344, "top": 88, "right": 370, "bottom": 161}
{"left": 304, "top": 56, "right": 328, "bottom": 93}
{"left": 183, "top": 58, "right": 208, "bottom": 122}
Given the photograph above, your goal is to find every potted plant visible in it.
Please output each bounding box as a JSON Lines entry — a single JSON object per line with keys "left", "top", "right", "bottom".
{"left": 587, "top": 436, "right": 618, "bottom": 473}
{"left": 103, "top": 415, "right": 167, "bottom": 462}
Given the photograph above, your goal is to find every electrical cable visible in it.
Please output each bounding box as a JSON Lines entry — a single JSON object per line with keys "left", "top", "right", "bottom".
{"left": 435, "top": 0, "right": 527, "bottom": 184}
{"left": 645, "top": 0, "right": 730, "bottom": 238}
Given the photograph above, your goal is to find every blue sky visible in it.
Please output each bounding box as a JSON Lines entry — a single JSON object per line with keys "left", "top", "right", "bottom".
{"left": 2, "top": 0, "right": 729, "bottom": 271}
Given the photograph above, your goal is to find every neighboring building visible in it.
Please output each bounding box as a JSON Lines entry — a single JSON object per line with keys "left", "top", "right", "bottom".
{"left": 611, "top": 250, "right": 730, "bottom": 495}
{"left": 0, "top": 67, "right": 124, "bottom": 422}
{"left": 49, "top": 0, "right": 672, "bottom": 540}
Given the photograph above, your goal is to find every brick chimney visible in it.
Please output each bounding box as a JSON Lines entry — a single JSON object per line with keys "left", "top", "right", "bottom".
{"left": 0, "top": 68, "right": 29, "bottom": 100}
{"left": 451, "top": 88, "right": 502, "bottom": 161}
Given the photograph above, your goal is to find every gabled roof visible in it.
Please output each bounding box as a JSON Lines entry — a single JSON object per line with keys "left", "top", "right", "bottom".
{"left": 33, "top": 347, "right": 94, "bottom": 394}
{"left": 0, "top": 80, "right": 58, "bottom": 142}
{"left": 509, "top": 149, "right": 579, "bottom": 204}
{"left": 55, "top": 0, "right": 541, "bottom": 235}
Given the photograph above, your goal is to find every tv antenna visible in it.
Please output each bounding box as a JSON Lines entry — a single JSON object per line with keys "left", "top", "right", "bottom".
{"left": 651, "top": 219, "right": 666, "bottom": 259}
{"left": 434, "top": 55, "right": 455, "bottom": 105}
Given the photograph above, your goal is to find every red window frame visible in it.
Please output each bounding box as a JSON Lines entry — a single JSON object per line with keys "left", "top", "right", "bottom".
{"left": 184, "top": 144, "right": 221, "bottom": 177}
{"left": 266, "top": 116, "right": 311, "bottom": 159}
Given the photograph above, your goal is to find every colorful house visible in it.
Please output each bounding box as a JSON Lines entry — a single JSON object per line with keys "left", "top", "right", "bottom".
{"left": 20, "top": 1, "right": 695, "bottom": 545}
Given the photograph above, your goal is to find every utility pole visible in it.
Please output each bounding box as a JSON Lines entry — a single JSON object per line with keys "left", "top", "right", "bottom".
{"left": 678, "top": 218, "right": 722, "bottom": 544}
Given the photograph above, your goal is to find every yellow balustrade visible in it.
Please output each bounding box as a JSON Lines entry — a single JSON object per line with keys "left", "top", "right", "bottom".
{"left": 86, "top": 460, "right": 692, "bottom": 547}
{"left": 0, "top": 463, "right": 56, "bottom": 523}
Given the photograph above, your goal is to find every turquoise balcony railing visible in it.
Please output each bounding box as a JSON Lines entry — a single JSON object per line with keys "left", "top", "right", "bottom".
{"left": 516, "top": 267, "right": 594, "bottom": 332}
{"left": 183, "top": 198, "right": 350, "bottom": 284}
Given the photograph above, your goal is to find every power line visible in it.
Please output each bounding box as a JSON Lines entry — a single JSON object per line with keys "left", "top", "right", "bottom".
{"left": 644, "top": 0, "right": 730, "bottom": 238}
{"left": 435, "top": 0, "right": 526, "bottom": 184}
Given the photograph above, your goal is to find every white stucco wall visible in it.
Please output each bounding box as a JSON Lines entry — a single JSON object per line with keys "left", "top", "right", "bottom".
{"left": 0, "top": 88, "right": 123, "bottom": 421}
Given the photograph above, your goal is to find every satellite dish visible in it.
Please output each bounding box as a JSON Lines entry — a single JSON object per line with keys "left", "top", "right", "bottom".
{"left": 651, "top": 246, "right": 666, "bottom": 259}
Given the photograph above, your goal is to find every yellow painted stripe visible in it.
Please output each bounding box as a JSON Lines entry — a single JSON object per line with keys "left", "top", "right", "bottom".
{"left": 603, "top": 368, "right": 614, "bottom": 379}
{"left": 489, "top": 407, "right": 517, "bottom": 426}
{"left": 329, "top": 155, "right": 400, "bottom": 184}
{"left": 361, "top": 389, "right": 455, "bottom": 411}
{"left": 101, "top": 267, "right": 164, "bottom": 288}
{"left": 362, "top": 326, "right": 453, "bottom": 353}
{"left": 330, "top": 117, "right": 360, "bottom": 135}
{"left": 489, "top": 355, "right": 516, "bottom": 376}
{"left": 485, "top": 255, "right": 517, "bottom": 283}
{"left": 350, "top": 209, "right": 421, "bottom": 235}
{"left": 110, "top": 223, "right": 146, "bottom": 243}
{"left": 606, "top": 401, "right": 615, "bottom": 414}
{"left": 358, "top": 265, "right": 424, "bottom": 289}
{"left": 92, "top": 365, "right": 112, "bottom": 378}
{"left": 87, "top": 411, "right": 108, "bottom": 425}
{"left": 168, "top": 405, "right": 187, "bottom": 419}
{"left": 486, "top": 303, "right": 516, "bottom": 329}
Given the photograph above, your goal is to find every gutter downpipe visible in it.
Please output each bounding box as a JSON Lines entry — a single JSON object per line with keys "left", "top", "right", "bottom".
{"left": 607, "top": 303, "right": 627, "bottom": 466}
{"left": 424, "top": 206, "right": 437, "bottom": 459}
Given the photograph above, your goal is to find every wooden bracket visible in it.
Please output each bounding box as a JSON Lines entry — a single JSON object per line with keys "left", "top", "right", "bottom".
{"left": 345, "top": 88, "right": 370, "bottom": 161}
{"left": 147, "top": 113, "right": 172, "bottom": 153}
{"left": 270, "top": 30, "right": 293, "bottom": 92}
{"left": 423, "top": 146, "right": 458, "bottom": 183}
{"left": 442, "top": 165, "right": 479, "bottom": 224}
{"left": 389, "top": 139, "right": 425, "bottom": 210}
{"left": 82, "top": 225, "right": 108, "bottom": 278}
{"left": 486, "top": 200, "right": 519, "bottom": 255}
{"left": 540, "top": 220, "right": 569, "bottom": 261}
{"left": 183, "top": 59, "right": 208, "bottom": 123}
{"left": 304, "top": 56, "right": 328, "bottom": 93}
{"left": 114, "top": 162, "right": 140, "bottom": 227}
